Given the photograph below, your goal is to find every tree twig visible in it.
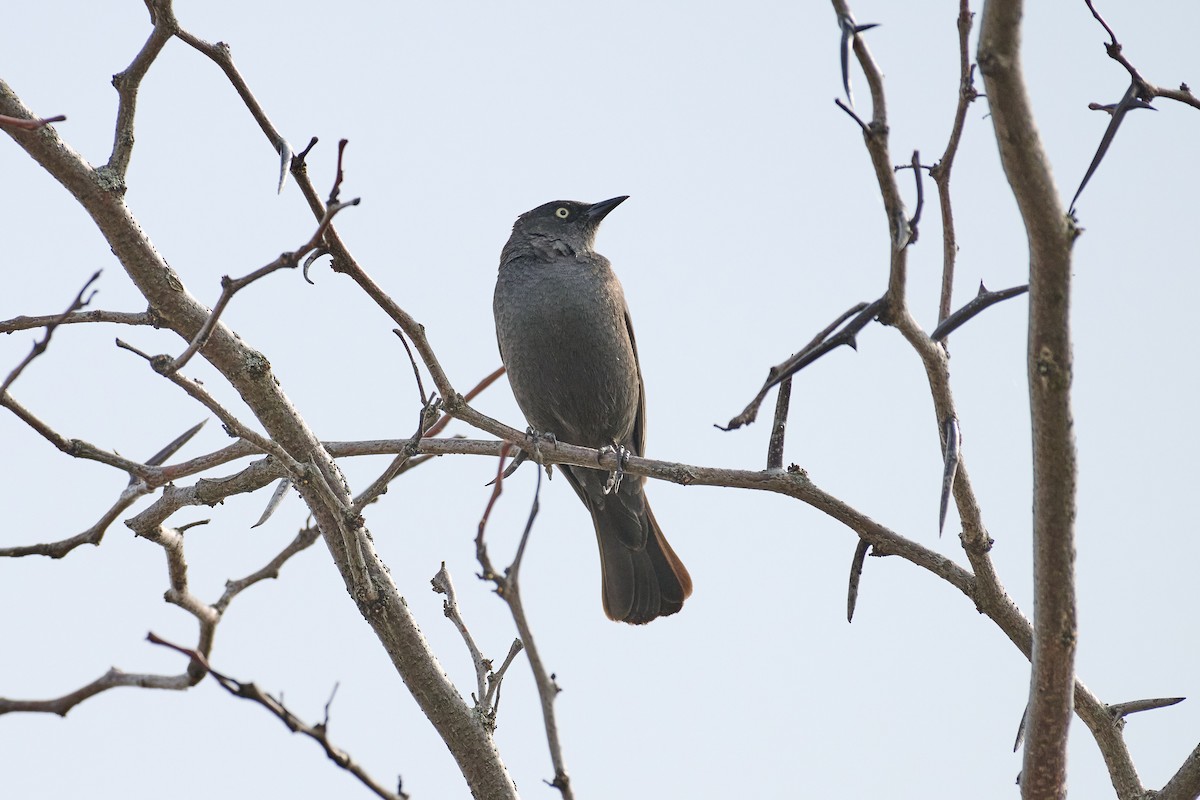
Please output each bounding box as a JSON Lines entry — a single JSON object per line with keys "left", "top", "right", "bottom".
{"left": 147, "top": 633, "right": 409, "bottom": 800}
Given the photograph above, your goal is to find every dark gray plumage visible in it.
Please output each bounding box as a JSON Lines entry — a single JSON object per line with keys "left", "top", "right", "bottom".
{"left": 493, "top": 196, "right": 692, "bottom": 624}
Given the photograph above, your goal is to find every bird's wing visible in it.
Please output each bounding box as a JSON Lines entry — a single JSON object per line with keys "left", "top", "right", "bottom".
{"left": 623, "top": 305, "right": 647, "bottom": 457}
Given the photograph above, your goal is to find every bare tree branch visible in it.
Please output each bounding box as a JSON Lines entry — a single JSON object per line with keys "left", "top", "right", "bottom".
{"left": 1070, "top": 82, "right": 1156, "bottom": 212}
{"left": 979, "top": 2, "right": 1080, "bottom": 798}
{"left": 476, "top": 459, "right": 574, "bottom": 799}
{"left": 0, "top": 667, "right": 195, "bottom": 717}
{"left": 106, "top": 0, "right": 175, "bottom": 181}
{"left": 930, "top": 282, "right": 1029, "bottom": 342}
{"left": 0, "top": 308, "right": 155, "bottom": 334}
{"left": 1159, "top": 743, "right": 1200, "bottom": 800}
{"left": 213, "top": 524, "right": 322, "bottom": 614}
{"left": 168, "top": 194, "right": 360, "bottom": 373}
{"left": 929, "top": 0, "right": 980, "bottom": 327}
{"left": 1083, "top": 0, "right": 1200, "bottom": 110}
{"left": 148, "top": 633, "right": 409, "bottom": 800}
{"left": 719, "top": 298, "right": 882, "bottom": 432}
{"left": 1, "top": 270, "right": 101, "bottom": 394}
{"left": 0, "top": 112, "right": 66, "bottom": 131}
{"left": 0, "top": 420, "right": 204, "bottom": 559}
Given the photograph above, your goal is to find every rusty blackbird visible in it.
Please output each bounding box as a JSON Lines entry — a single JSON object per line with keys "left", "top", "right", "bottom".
{"left": 493, "top": 196, "right": 692, "bottom": 624}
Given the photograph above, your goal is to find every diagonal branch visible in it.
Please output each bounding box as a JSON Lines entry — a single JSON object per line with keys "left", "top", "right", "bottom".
{"left": 0, "top": 420, "right": 205, "bottom": 559}
{"left": 719, "top": 298, "right": 883, "bottom": 431}
{"left": 1083, "top": 0, "right": 1200, "bottom": 111}
{"left": 1070, "top": 82, "right": 1156, "bottom": 212}
{"left": 148, "top": 633, "right": 408, "bottom": 800}
{"left": 930, "top": 281, "right": 1029, "bottom": 341}
{"left": 107, "top": 0, "right": 176, "bottom": 180}
{"left": 1, "top": 270, "right": 101, "bottom": 394}
{"left": 168, "top": 194, "right": 360, "bottom": 372}
{"left": 0, "top": 112, "right": 66, "bottom": 131}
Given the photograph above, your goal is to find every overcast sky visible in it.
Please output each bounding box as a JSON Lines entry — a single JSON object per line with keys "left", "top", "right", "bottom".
{"left": 3, "top": 2, "right": 1199, "bottom": 798}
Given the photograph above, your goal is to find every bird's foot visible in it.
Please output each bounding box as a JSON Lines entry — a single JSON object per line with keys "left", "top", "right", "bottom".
{"left": 599, "top": 443, "right": 631, "bottom": 495}
{"left": 525, "top": 427, "right": 557, "bottom": 478}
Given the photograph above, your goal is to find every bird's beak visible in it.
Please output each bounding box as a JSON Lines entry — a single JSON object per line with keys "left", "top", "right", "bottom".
{"left": 586, "top": 195, "right": 629, "bottom": 222}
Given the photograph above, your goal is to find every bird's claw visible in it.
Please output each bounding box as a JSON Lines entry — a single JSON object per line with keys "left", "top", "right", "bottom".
{"left": 525, "top": 427, "right": 556, "bottom": 478}
{"left": 600, "top": 444, "right": 630, "bottom": 495}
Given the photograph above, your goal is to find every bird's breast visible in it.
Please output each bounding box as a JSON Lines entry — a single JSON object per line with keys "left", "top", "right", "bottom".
{"left": 494, "top": 257, "right": 640, "bottom": 447}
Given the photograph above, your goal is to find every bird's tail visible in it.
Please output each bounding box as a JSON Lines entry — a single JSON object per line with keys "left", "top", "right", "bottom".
{"left": 566, "top": 467, "right": 692, "bottom": 624}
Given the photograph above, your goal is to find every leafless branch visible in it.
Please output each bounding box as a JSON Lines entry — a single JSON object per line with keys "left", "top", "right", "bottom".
{"left": 395, "top": 329, "right": 430, "bottom": 406}
{"left": 1107, "top": 696, "right": 1185, "bottom": 719}
{"left": 834, "top": 97, "right": 870, "bottom": 132}
{"left": 929, "top": 0, "right": 980, "bottom": 327}
{"left": 0, "top": 420, "right": 204, "bottom": 559}
{"left": 0, "top": 308, "right": 155, "bottom": 334}
{"left": 168, "top": 193, "right": 360, "bottom": 373}
{"left": 0, "top": 667, "right": 195, "bottom": 717}
{"left": 980, "top": 2, "right": 1080, "bottom": 797}
{"left": 0, "top": 112, "right": 66, "bottom": 131}
{"left": 719, "top": 298, "right": 883, "bottom": 431}
{"left": 837, "top": 12, "right": 879, "bottom": 107}
{"left": 432, "top": 563, "right": 504, "bottom": 724}
{"left": 1, "top": 270, "right": 101, "bottom": 394}
{"left": 930, "top": 282, "right": 1029, "bottom": 341}
{"left": 1070, "top": 82, "right": 1156, "bottom": 213}
{"left": 904, "top": 150, "right": 925, "bottom": 245}
{"left": 1083, "top": 0, "right": 1200, "bottom": 111}
{"left": 1159, "top": 743, "right": 1200, "bottom": 800}
{"left": 0, "top": 392, "right": 165, "bottom": 479}
{"left": 107, "top": 0, "right": 175, "bottom": 180}
{"left": 764, "top": 301, "right": 875, "bottom": 467}
{"left": 213, "top": 525, "right": 322, "bottom": 614}
{"left": 483, "top": 639, "right": 525, "bottom": 712}
{"left": 765, "top": 375, "right": 793, "bottom": 470}
{"left": 348, "top": 398, "right": 441, "bottom": 518}
{"left": 475, "top": 450, "right": 573, "bottom": 798}
{"left": 147, "top": 633, "right": 408, "bottom": 800}
{"left": 171, "top": 25, "right": 293, "bottom": 183}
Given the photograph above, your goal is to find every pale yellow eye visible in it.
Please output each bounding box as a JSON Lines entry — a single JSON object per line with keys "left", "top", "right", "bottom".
{"left": 555, "top": 207, "right": 570, "bottom": 219}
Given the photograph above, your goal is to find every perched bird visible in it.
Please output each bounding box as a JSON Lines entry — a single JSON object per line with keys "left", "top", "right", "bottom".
{"left": 493, "top": 197, "right": 692, "bottom": 624}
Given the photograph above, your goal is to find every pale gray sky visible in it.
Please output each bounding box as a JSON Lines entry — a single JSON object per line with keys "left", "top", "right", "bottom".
{"left": 3, "top": 2, "right": 1198, "bottom": 798}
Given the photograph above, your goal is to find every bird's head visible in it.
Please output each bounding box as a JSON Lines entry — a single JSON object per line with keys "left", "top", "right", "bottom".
{"left": 505, "top": 196, "right": 628, "bottom": 257}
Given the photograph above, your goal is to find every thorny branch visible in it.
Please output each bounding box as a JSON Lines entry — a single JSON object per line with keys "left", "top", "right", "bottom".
{"left": 930, "top": 282, "right": 1029, "bottom": 342}
{"left": 1069, "top": 0, "right": 1199, "bottom": 211}
{"left": 0, "top": 113, "right": 66, "bottom": 131}
{"left": 720, "top": 298, "right": 883, "bottom": 431}
{"left": 929, "top": 0, "right": 980, "bottom": 327}
{"left": 169, "top": 190, "right": 360, "bottom": 373}
{"left": 1, "top": 270, "right": 101, "bottom": 395}
{"left": 0, "top": 420, "right": 205, "bottom": 559}
{"left": 148, "top": 633, "right": 409, "bottom": 800}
